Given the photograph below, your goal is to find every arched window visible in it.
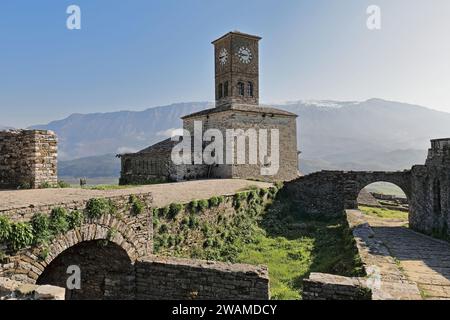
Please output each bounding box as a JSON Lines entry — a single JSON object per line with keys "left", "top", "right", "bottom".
{"left": 224, "top": 81, "right": 229, "bottom": 97}
{"left": 247, "top": 82, "right": 254, "bottom": 97}
{"left": 238, "top": 82, "right": 245, "bottom": 96}
{"left": 218, "top": 83, "right": 223, "bottom": 99}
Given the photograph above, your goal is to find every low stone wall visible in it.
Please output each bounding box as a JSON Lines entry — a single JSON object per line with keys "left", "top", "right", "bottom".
{"left": 303, "top": 273, "right": 371, "bottom": 300}
{"left": 0, "top": 130, "right": 57, "bottom": 189}
{"left": 135, "top": 256, "right": 270, "bottom": 300}
{"left": 0, "top": 277, "right": 65, "bottom": 300}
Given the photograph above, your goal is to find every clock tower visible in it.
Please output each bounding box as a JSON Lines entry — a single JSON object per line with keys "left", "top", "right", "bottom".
{"left": 212, "top": 31, "right": 261, "bottom": 107}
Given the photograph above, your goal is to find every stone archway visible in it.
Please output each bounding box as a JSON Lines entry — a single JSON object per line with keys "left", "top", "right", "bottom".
{"left": 357, "top": 181, "right": 410, "bottom": 218}
{"left": 36, "top": 240, "right": 134, "bottom": 300}
{"left": 4, "top": 215, "right": 147, "bottom": 294}
{"left": 343, "top": 171, "right": 412, "bottom": 210}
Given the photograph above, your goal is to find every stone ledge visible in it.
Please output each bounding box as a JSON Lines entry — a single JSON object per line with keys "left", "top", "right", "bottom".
{"left": 303, "top": 273, "right": 371, "bottom": 300}
{"left": 0, "top": 277, "right": 65, "bottom": 300}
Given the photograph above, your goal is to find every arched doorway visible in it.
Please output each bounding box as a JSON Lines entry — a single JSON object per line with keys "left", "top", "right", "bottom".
{"left": 37, "top": 240, "right": 134, "bottom": 300}
{"left": 357, "top": 182, "right": 409, "bottom": 221}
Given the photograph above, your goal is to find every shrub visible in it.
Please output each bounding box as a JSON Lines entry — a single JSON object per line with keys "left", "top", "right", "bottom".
{"left": 30, "top": 213, "right": 51, "bottom": 245}
{"left": 197, "top": 199, "right": 208, "bottom": 212}
{"left": 9, "top": 223, "right": 34, "bottom": 251}
{"left": 159, "top": 224, "right": 168, "bottom": 234}
{"left": 275, "top": 181, "right": 284, "bottom": 190}
{"left": 57, "top": 180, "right": 71, "bottom": 188}
{"left": 107, "top": 228, "right": 118, "bottom": 241}
{"left": 167, "top": 235, "right": 175, "bottom": 247}
{"left": 259, "top": 188, "right": 268, "bottom": 197}
{"left": 175, "top": 234, "right": 185, "bottom": 245}
{"left": 86, "top": 198, "right": 110, "bottom": 220}
{"left": 67, "top": 210, "right": 84, "bottom": 229}
{"left": 188, "top": 215, "right": 199, "bottom": 229}
{"left": 181, "top": 216, "right": 190, "bottom": 225}
{"left": 208, "top": 196, "right": 220, "bottom": 208}
{"left": 168, "top": 203, "right": 184, "bottom": 219}
{"left": 153, "top": 217, "right": 160, "bottom": 229}
{"left": 38, "top": 246, "right": 50, "bottom": 261}
{"left": 188, "top": 200, "right": 199, "bottom": 214}
{"left": 0, "top": 216, "right": 12, "bottom": 242}
{"left": 129, "top": 195, "right": 145, "bottom": 216}
{"left": 49, "top": 207, "right": 69, "bottom": 236}
{"left": 39, "top": 181, "right": 53, "bottom": 189}
{"left": 17, "top": 182, "right": 31, "bottom": 190}
{"left": 160, "top": 206, "right": 170, "bottom": 218}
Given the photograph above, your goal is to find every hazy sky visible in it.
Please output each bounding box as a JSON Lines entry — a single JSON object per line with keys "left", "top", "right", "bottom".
{"left": 1, "top": 0, "right": 450, "bottom": 127}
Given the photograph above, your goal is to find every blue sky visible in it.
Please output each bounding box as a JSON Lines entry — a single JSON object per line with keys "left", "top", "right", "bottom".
{"left": 1, "top": 0, "right": 450, "bottom": 127}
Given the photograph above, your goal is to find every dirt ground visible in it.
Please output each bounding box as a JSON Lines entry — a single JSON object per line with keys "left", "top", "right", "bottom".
{"left": 0, "top": 179, "right": 272, "bottom": 211}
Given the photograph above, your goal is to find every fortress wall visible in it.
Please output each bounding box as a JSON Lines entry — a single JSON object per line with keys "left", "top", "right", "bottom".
{"left": 284, "top": 171, "right": 346, "bottom": 217}
{"left": 135, "top": 256, "right": 269, "bottom": 300}
{"left": 0, "top": 130, "right": 57, "bottom": 189}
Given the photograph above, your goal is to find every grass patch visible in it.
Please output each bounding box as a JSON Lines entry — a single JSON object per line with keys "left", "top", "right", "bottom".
{"left": 88, "top": 185, "right": 135, "bottom": 190}
{"left": 359, "top": 205, "right": 408, "bottom": 220}
{"left": 236, "top": 200, "right": 364, "bottom": 300}
{"left": 153, "top": 186, "right": 362, "bottom": 300}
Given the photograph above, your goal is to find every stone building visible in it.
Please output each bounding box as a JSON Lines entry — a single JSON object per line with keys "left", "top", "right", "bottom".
{"left": 119, "top": 31, "right": 300, "bottom": 184}
{"left": 0, "top": 130, "right": 57, "bottom": 189}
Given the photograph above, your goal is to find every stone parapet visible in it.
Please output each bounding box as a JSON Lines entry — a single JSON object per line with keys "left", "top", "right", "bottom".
{"left": 135, "top": 256, "right": 270, "bottom": 300}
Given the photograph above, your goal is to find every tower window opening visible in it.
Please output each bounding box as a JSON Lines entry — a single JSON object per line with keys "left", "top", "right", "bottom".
{"left": 218, "top": 83, "right": 223, "bottom": 99}
{"left": 224, "top": 81, "right": 229, "bottom": 97}
{"left": 247, "top": 82, "right": 254, "bottom": 97}
{"left": 238, "top": 82, "right": 245, "bottom": 96}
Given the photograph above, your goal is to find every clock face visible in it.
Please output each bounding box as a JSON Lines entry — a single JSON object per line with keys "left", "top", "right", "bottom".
{"left": 237, "top": 47, "right": 253, "bottom": 64}
{"left": 218, "top": 48, "right": 228, "bottom": 66}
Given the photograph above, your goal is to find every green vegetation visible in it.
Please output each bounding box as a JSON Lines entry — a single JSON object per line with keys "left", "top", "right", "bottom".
{"left": 168, "top": 203, "right": 184, "bottom": 219}
{"left": 67, "top": 210, "right": 84, "bottom": 229}
{"left": 86, "top": 198, "right": 116, "bottom": 219}
{"left": 49, "top": 207, "right": 70, "bottom": 236}
{"left": 57, "top": 180, "right": 71, "bottom": 188}
{"left": 359, "top": 205, "right": 408, "bottom": 220}
{"left": 0, "top": 216, "right": 12, "bottom": 242}
{"left": 0, "top": 195, "right": 139, "bottom": 254}
{"left": 9, "top": 223, "right": 34, "bottom": 252}
{"left": 129, "top": 195, "right": 145, "bottom": 216}
{"left": 237, "top": 201, "right": 364, "bottom": 299}
{"left": 88, "top": 184, "right": 134, "bottom": 190}
{"left": 39, "top": 181, "right": 54, "bottom": 189}
{"left": 17, "top": 182, "right": 32, "bottom": 190}
{"left": 153, "top": 184, "right": 362, "bottom": 300}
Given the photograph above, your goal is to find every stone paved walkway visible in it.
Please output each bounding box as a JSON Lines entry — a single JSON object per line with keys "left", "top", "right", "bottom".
{"left": 0, "top": 179, "right": 271, "bottom": 212}
{"left": 365, "top": 214, "right": 450, "bottom": 300}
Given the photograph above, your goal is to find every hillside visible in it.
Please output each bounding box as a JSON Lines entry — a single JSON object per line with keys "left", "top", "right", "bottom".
{"left": 35, "top": 98, "right": 450, "bottom": 177}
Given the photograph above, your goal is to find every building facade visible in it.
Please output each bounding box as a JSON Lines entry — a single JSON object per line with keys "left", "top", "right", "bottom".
{"left": 119, "top": 31, "right": 300, "bottom": 184}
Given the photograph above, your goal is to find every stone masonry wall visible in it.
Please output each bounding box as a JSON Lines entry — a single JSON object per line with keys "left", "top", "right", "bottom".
{"left": 135, "top": 256, "right": 270, "bottom": 300}
{"left": 0, "top": 130, "right": 57, "bottom": 189}
{"left": 183, "top": 109, "right": 299, "bottom": 182}
{"left": 303, "top": 273, "right": 371, "bottom": 300}
{"left": 0, "top": 193, "right": 153, "bottom": 284}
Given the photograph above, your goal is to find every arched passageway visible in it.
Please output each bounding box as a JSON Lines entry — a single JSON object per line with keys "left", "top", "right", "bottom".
{"left": 357, "top": 182, "right": 409, "bottom": 220}
{"left": 37, "top": 240, "right": 134, "bottom": 300}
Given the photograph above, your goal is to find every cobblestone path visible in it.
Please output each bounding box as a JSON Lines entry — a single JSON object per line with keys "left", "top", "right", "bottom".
{"left": 366, "top": 215, "right": 450, "bottom": 300}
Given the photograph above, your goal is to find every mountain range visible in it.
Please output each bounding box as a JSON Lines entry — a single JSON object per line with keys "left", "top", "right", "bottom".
{"left": 28, "top": 98, "right": 450, "bottom": 177}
